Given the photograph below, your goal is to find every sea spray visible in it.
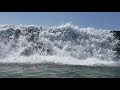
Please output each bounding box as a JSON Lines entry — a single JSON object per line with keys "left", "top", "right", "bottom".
{"left": 0, "top": 23, "right": 118, "bottom": 66}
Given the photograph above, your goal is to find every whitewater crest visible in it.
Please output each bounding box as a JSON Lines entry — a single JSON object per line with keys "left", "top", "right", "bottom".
{"left": 0, "top": 23, "right": 118, "bottom": 66}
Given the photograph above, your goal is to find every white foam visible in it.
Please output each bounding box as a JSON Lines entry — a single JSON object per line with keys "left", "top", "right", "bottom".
{"left": 0, "top": 54, "right": 118, "bottom": 66}
{"left": 0, "top": 23, "right": 119, "bottom": 66}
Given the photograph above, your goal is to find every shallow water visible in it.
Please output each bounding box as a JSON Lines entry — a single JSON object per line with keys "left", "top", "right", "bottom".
{"left": 0, "top": 63, "right": 120, "bottom": 78}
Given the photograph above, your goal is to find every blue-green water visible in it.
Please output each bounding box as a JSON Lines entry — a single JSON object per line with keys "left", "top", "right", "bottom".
{"left": 0, "top": 24, "right": 120, "bottom": 78}
{"left": 0, "top": 63, "right": 120, "bottom": 78}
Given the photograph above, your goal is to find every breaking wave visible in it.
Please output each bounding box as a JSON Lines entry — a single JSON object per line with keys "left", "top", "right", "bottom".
{"left": 0, "top": 23, "right": 119, "bottom": 66}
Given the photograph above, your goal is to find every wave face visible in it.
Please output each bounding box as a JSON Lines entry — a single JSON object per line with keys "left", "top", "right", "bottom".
{"left": 0, "top": 23, "right": 119, "bottom": 66}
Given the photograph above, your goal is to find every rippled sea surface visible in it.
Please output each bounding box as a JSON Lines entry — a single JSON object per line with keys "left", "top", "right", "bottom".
{"left": 0, "top": 63, "right": 120, "bottom": 78}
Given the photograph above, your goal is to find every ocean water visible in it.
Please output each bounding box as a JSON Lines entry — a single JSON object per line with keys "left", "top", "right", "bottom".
{"left": 0, "top": 23, "right": 120, "bottom": 78}
{"left": 0, "top": 63, "right": 120, "bottom": 78}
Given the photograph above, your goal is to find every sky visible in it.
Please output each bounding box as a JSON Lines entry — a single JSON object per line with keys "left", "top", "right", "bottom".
{"left": 0, "top": 12, "right": 120, "bottom": 30}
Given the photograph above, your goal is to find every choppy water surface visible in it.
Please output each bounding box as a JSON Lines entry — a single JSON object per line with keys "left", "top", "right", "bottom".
{"left": 0, "top": 63, "right": 120, "bottom": 78}
{"left": 0, "top": 23, "right": 120, "bottom": 78}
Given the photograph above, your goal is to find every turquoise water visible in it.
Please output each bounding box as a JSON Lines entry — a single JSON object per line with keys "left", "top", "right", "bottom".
{"left": 0, "top": 63, "right": 120, "bottom": 78}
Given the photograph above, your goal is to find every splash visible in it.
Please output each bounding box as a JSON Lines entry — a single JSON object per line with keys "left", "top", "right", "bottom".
{"left": 0, "top": 23, "right": 118, "bottom": 66}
